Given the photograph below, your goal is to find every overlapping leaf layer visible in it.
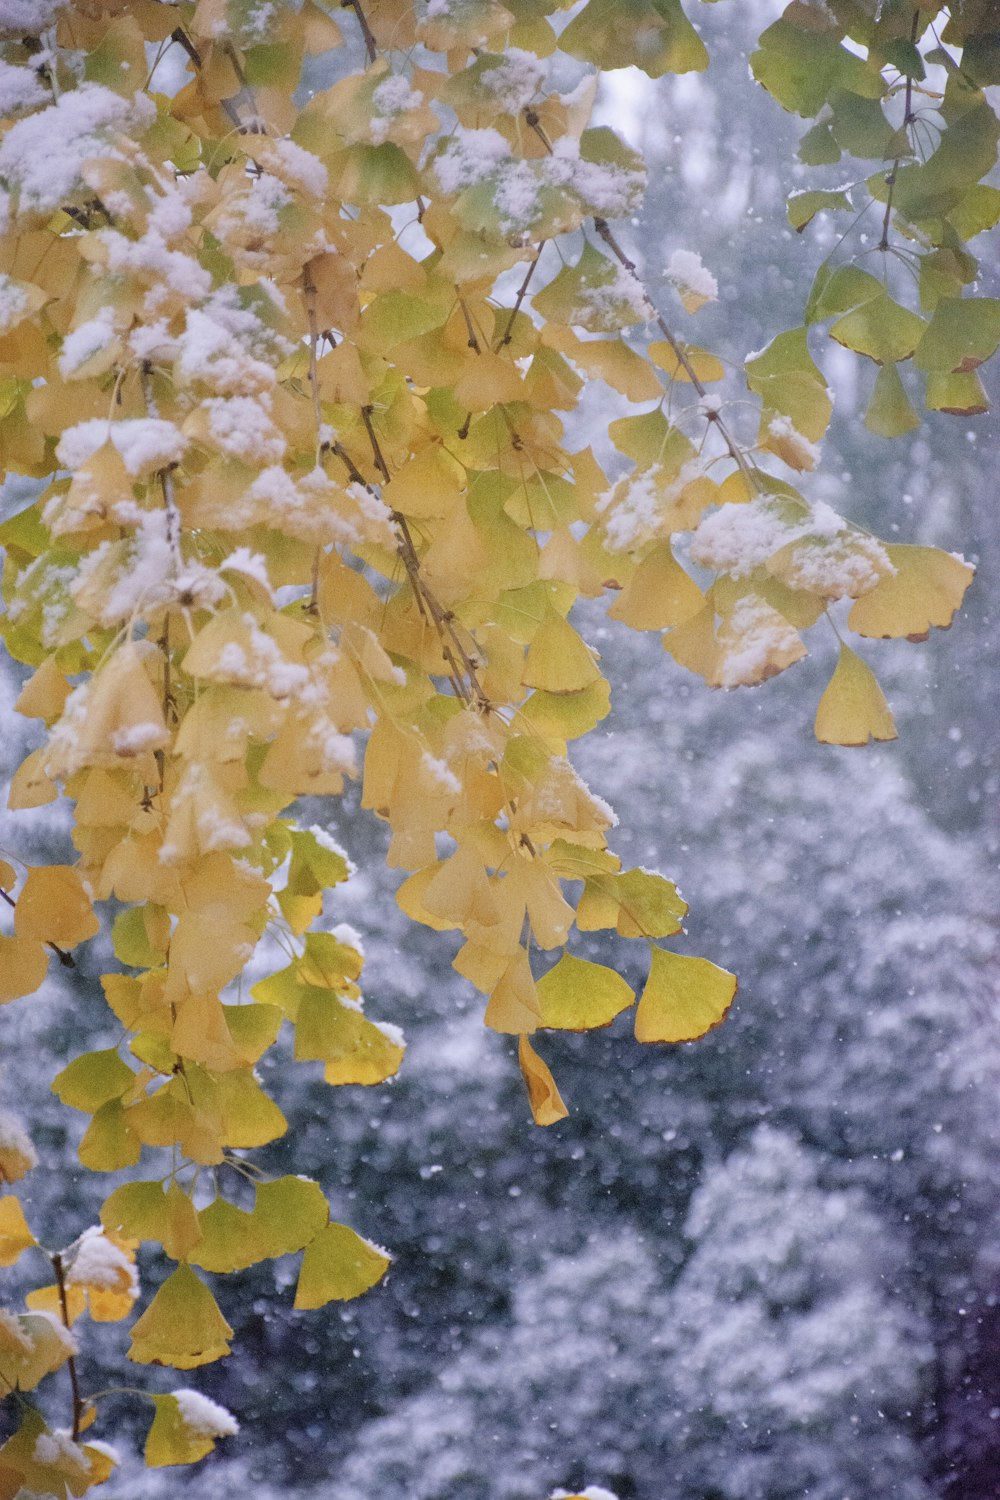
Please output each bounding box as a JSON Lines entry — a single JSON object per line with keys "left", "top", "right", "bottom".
{"left": 0, "top": 0, "right": 987, "bottom": 1486}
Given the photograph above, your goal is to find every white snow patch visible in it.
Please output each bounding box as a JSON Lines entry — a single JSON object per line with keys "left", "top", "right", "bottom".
{"left": 56, "top": 417, "right": 187, "bottom": 476}
{"left": 0, "top": 85, "right": 155, "bottom": 217}
{"left": 173, "top": 1389, "right": 240, "bottom": 1438}
{"left": 0, "top": 58, "right": 47, "bottom": 115}
{"left": 67, "top": 1226, "right": 138, "bottom": 1294}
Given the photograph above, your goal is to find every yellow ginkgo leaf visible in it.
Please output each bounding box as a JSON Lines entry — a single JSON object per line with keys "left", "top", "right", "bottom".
{"left": 634, "top": 947, "right": 737, "bottom": 1043}
{"left": 0, "top": 934, "right": 48, "bottom": 1004}
{"left": 0, "top": 1316, "right": 74, "bottom": 1396}
{"left": 129, "top": 1264, "right": 234, "bottom": 1369}
{"left": 45, "top": 642, "right": 170, "bottom": 779}
{"left": 814, "top": 643, "right": 897, "bottom": 746}
{"left": 608, "top": 543, "right": 705, "bottom": 631}
{"left": 145, "top": 1391, "right": 240, "bottom": 1468}
{"left": 647, "top": 339, "right": 724, "bottom": 383}
{"left": 522, "top": 609, "right": 601, "bottom": 693}
{"left": 25, "top": 1282, "right": 87, "bottom": 1324}
{"left": 847, "top": 544, "right": 975, "bottom": 640}
{"left": 7, "top": 746, "right": 58, "bottom": 808}
{"left": 484, "top": 948, "right": 541, "bottom": 1035}
{"left": 0, "top": 1195, "right": 36, "bottom": 1266}
{"left": 14, "top": 655, "right": 72, "bottom": 723}
{"left": 14, "top": 864, "right": 99, "bottom": 948}
{"left": 536, "top": 953, "right": 635, "bottom": 1031}
{"left": 518, "top": 1034, "right": 569, "bottom": 1126}
{"left": 102, "top": 1181, "right": 203, "bottom": 1262}
{"left": 293, "top": 1222, "right": 391, "bottom": 1309}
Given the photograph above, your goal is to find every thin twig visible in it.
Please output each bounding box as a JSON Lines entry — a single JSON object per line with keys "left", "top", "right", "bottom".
{"left": 170, "top": 25, "right": 245, "bottom": 131}
{"left": 343, "top": 0, "right": 378, "bottom": 62}
{"left": 360, "top": 405, "right": 392, "bottom": 485}
{"left": 497, "top": 251, "right": 541, "bottom": 349}
{"left": 457, "top": 297, "right": 482, "bottom": 353}
{"left": 879, "top": 9, "right": 920, "bottom": 251}
{"left": 52, "top": 1252, "right": 85, "bottom": 1441}
{"left": 594, "top": 219, "right": 759, "bottom": 486}
{"left": 302, "top": 264, "right": 325, "bottom": 458}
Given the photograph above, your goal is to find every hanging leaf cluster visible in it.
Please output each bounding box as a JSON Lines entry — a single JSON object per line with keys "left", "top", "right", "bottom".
{"left": 0, "top": 0, "right": 982, "bottom": 1485}
{"left": 753, "top": 1, "right": 1000, "bottom": 428}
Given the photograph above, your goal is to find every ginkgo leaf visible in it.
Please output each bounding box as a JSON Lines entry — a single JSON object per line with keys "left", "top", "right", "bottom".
{"left": 129, "top": 1264, "right": 234, "bottom": 1368}
{"left": 0, "top": 1195, "right": 36, "bottom": 1266}
{"left": 847, "top": 545, "right": 975, "bottom": 640}
{"left": 634, "top": 947, "right": 737, "bottom": 1043}
{"left": 614, "top": 868, "right": 688, "bottom": 939}
{"left": 518, "top": 677, "right": 612, "bottom": 745}
{"left": 522, "top": 609, "right": 601, "bottom": 692}
{"left": 647, "top": 340, "right": 724, "bottom": 383}
{"left": 607, "top": 543, "right": 705, "bottom": 630}
{"left": 78, "top": 1098, "right": 142, "bottom": 1173}
{"left": 536, "top": 953, "right": 635, "bottom": 1031}
{"left": 295, "top": 989, "right": 406, "bottom": 1085}
{"left": 14, "top": 865, "right": 98, "bottom": 948}
{"left": 112, "top": 904, "right": 171, "bottom": 968}
{"left": 52, "top": 1048, "right": 134, "bottom": 1113}
{"left": 0, "top": 934, "right": 48, "bottom": 1004}
{"left": 293, "top": 1223, "right": 391, "bottom": 1309}
{"left": 830, "top": 293, "right": 926, "bottom": 366}
{"left": 101, "top": 1181, "right": 203, "bottom": 1261}
{"left": 814, "top": 643, "right": 897, "bottom": 746}
{"left": 253, "top": 1176, "right": 330, "bottom": 1258}
{"left": 144, "top": 1389, "right": 240, "bottom": 1468}
{"left": 0, "top": 1316, "right": 74, "bottom": 1395}
{"left": 560, "top": 0, "right": 708, "bottom": 77}
{"left": 865, "top": 362, "right": 920, "bottom": 437}
{"left": 14, "top": 655, "right": 72, "bottom": 722}
{"left": 518, "top": 1034, "right": 569, "bottom": 1126}
{"left": 924, "top": 369, "right": 990, "bottom": 416}
{"left": 913, "top": 297, "right": 1000, "bottom": 373}
{"left": 484, "top": 948, "right": 541, "bottom": 1035}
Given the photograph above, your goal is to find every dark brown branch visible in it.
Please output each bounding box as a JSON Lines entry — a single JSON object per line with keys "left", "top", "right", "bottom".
{"left": 342, "top": 0, "right": 378, "bottom": 63}
{"left": 360, "top": 405, "right": 392, "bottom": 485}
{"left": 497, "top": 251, "right": 541, "bottom": 349}
{"left": 52, "top": 1252, "right": 85, "bottom": 1441}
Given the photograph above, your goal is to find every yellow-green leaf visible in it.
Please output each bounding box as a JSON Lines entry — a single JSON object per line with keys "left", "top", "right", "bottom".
{"left": 536, "top": 953, "right": 635, "bottom": 1031}
{"left": 101, "top": 1181, "right": 202, "bottom": 1261}
{"left": 847, "top": 544, "right": 974, "bottom": 639}
{"left": 129, "top": 1264, "right": 234, "bottom": 1369}
{"left": 814, "top": 643, "right": 897, "bottom": 746}
{"left": 635, "top": 947, "right": 737, "bottom": 1043}
{"left": 52, "top": 1048, "right": 134, "bottom": 1113}
{"left": 293, "top": 1223, "right": 391, "bottom": 1309}
{"left": 865, "top": 362, "right": 920, "bottom": 437}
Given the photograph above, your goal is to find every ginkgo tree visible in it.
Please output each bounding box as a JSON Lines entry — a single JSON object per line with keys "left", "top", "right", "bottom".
{"left": 0, "top": 0, "right": 993, "bottom": 1490}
